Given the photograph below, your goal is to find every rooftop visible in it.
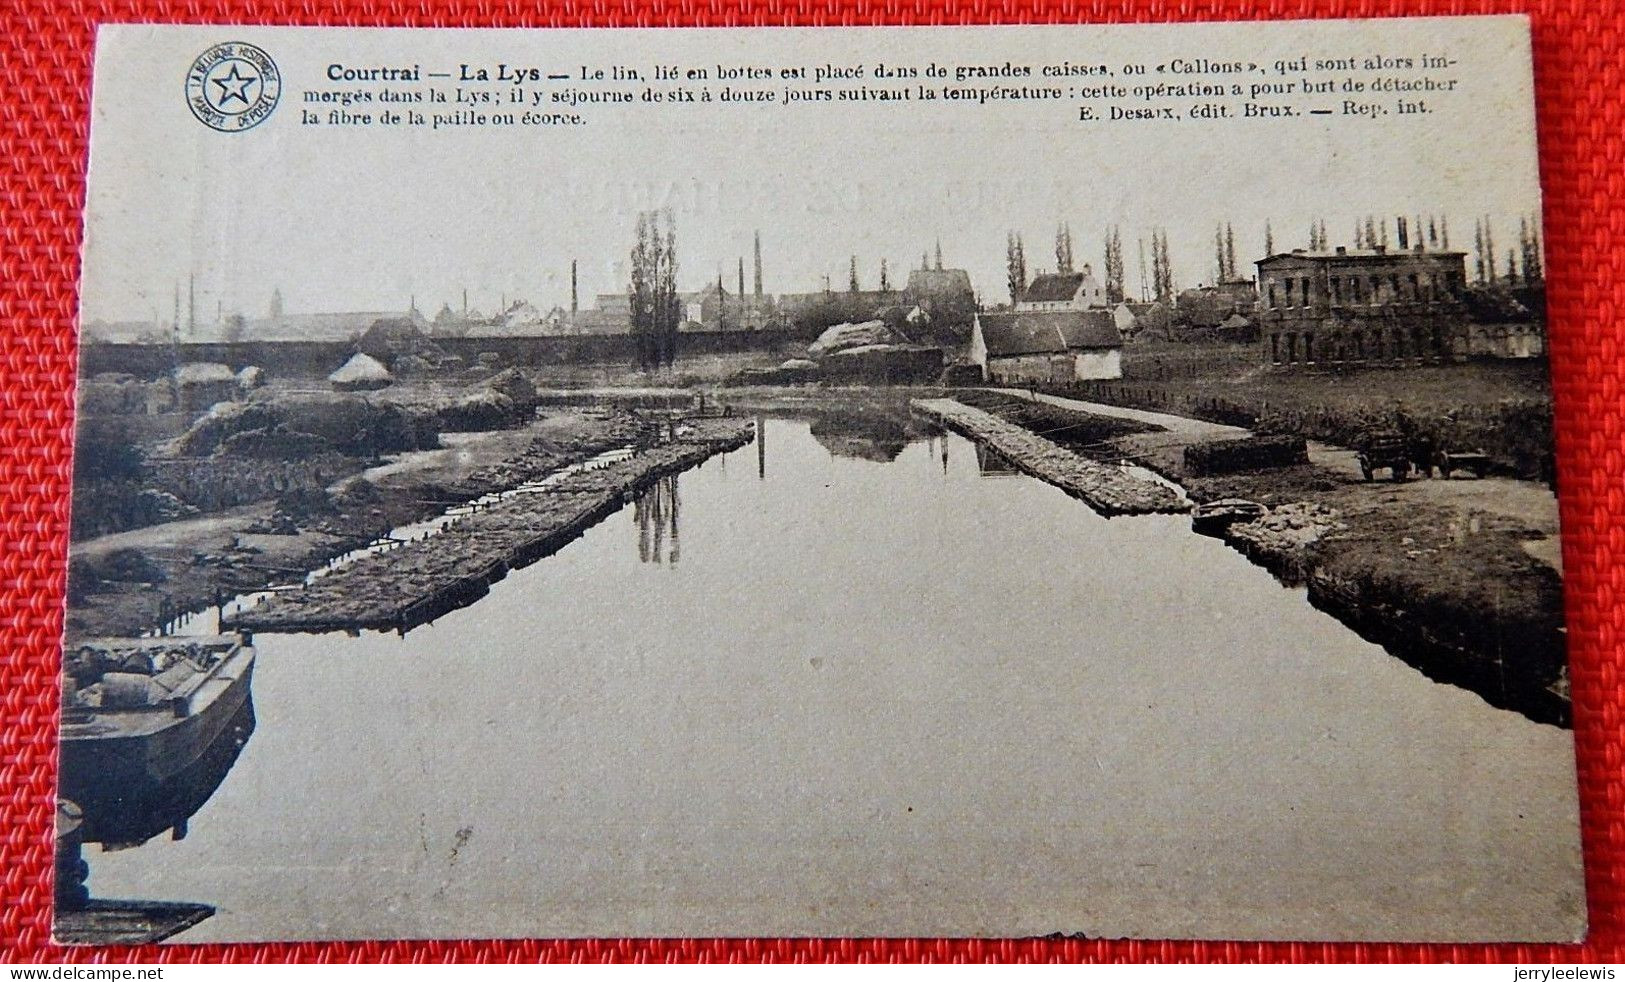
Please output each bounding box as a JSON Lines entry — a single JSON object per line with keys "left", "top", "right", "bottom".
{"left": 976, "top": 309, "right": 1120, "bottom": 357}
{"left": 1022, "top": 272, "right": 1088, "bottom": 303}
{"left": 1258, "top": 247, "right": 1468, "bottom": 266}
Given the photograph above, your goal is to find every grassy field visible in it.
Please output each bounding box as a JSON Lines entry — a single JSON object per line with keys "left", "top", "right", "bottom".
{"left": 1066, "top": 343, "right": 1556, "bottom": 480}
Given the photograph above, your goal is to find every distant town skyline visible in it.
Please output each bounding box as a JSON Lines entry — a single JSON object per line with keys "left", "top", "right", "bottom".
{"left": 86, "top": 205, "right": 1541, "bottom": 334}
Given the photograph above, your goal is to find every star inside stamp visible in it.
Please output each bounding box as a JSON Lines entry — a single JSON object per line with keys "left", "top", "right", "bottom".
{"left": 185, "top": 42, "right": 282, "bottom": 132}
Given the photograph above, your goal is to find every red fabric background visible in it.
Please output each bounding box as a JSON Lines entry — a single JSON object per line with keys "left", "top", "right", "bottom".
{"left": 0, "top": 0, "right": 1619, "bottom": 963}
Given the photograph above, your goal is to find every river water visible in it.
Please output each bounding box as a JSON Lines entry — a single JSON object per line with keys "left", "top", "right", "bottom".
{"left": 87, "top": 415, "right": 1585, "bottom": 942}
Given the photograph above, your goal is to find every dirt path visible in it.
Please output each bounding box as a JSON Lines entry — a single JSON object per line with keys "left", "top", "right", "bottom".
{"left": 986, "top": 387, "right": 1245, "bottom": 439}
{"left": 988, "top": 387, "right": 1562, "bottom": 572}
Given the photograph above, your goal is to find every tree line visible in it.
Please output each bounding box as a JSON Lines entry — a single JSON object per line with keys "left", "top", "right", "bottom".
{"left": 1001, "top": 211, "right": 1545, "bottom": 309}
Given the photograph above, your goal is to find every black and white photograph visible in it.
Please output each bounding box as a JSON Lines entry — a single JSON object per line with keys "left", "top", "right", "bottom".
{"left": 56, "top": 17, "right": 1582, "bottom": 944}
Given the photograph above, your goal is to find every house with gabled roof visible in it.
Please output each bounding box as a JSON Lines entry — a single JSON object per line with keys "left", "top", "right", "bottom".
{"left": 1015, "top": 265, "right": 1108, "bottom": 313}
{"left": 969, "top": 309, "right": 1122, "bottom": 384}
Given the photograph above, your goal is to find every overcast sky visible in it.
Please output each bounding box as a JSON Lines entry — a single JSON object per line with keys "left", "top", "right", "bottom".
{"left": 82, "top": 18, "right": 1543, "bottom": 325}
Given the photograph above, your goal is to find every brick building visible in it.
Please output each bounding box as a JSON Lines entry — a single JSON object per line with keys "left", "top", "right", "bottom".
{"left": 1255, "top": 245, "right": 1469, "bottom": 365}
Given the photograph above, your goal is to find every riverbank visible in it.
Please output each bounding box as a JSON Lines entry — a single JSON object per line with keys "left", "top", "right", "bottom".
{"left": 225, "top": 418, "right": 754, "bottom": 634}
{"left": 64, "top": 410, "right": 648, "bottom": 642}
{"left": 910, "top": 398, "right": 1186, "bottom": 516}
{"left": 86, "top": 411, "right": 1585, "bottom": 944}
{"left": 983, "top": 389, "right": 1569, "bottom": 726}
{"left": 1184, "top": 460, "right": 1569, "bottom": 726}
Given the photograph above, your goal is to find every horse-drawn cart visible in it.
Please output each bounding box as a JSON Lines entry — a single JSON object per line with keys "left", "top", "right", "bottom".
{"left": 1355, "top": 430, "right": 1412, "bottom": 482}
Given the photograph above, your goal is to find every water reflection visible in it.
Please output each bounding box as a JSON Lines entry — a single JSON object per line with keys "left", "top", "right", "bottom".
{"left": 807, "top": 411, "right": 910, "bottom": 462}
{"left": 634, "top": 475, "right": 681, "bottom": 565}
{"left": 66, "top": 695, "right": 255, "bottom": 850}
{"left": 975, "top": 443, "right": 1020, "bottom": 477}
{"left": 757, "top": 413, "right": 766, "bottom": 480}
{"left": 80, "top": 412, "right": 1580, "bottom": 943}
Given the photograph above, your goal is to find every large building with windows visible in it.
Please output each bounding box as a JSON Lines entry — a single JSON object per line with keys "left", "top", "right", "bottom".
{"left": 1255, "top": 245, "right": 1469, "bottom": 365}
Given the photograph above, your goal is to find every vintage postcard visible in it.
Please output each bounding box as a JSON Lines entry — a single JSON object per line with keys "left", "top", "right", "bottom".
{"left": 58, "top": 17, "right": 1582, "bottom": 944}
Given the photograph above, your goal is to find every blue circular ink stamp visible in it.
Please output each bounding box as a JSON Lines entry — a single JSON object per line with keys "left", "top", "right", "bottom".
{"left": 186, "top": 42, "right": 282, "bottom": 132}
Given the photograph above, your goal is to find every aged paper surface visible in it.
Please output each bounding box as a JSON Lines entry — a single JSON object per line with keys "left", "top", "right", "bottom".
{"left": 61, "top": 17, "right": 1582, "bottom": 944}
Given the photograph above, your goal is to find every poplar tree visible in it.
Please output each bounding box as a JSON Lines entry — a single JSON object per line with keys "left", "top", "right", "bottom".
{"left": 656, "top": 212, "right": 679, "bottom": 366}
{"left": 630, "top": 208, "right": 679, "bottom": 369}
{"left": 1473, "top": 218, "right": 1485, "bottom": 283}
{"left": 1150, "top": 230, "right": 1165, "bottom": 302}
{"left": 1007, "top": 232, "right": 1028, "bottom": 304}
{"left": 1526, "top": 218, "right": 1543, "bottom": 283}
{"left": 630, "top": 212, "right": 654, "bottom": 369}
{"left": 1151, "top": 229, "right": 1174, "bottom": 302}
{"left": 1103, "top": 225, "right": 1125, "bottom": 304}
{"left": 1158, "top": 230, "right": 1174, "bottom": 300}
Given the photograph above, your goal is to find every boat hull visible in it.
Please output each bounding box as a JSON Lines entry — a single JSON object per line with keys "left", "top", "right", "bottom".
{"left": 59, "top": 644, "right": 256, "bottom": 846}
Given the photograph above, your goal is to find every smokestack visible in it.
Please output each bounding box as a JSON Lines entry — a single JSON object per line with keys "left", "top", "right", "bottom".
{"left": 570, "top": 260, "right": 578, "bottom": 314}
{"left": 187, "top": 274, "right": 195, "bottom": 338}
{"left": 753, "top": 231, "right": 763, "bottom": 297}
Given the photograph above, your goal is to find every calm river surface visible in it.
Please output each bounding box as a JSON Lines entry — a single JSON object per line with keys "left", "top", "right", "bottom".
{"left": 90, "top": 416, "right": 1585, "bottom": 942}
